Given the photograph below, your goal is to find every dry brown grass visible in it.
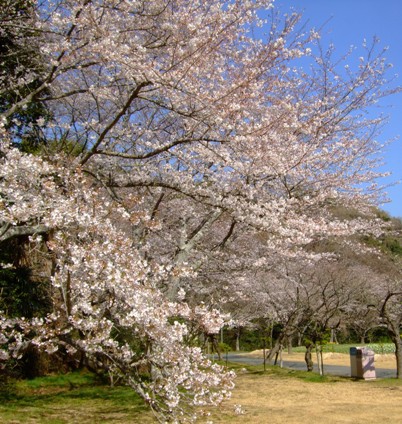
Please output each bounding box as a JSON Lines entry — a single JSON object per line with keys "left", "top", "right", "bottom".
{"left": 207, "top": 353, "right": 402, "bottom": 424}
{"left": 209, "top": 372, "right": 402, "bottom": 423}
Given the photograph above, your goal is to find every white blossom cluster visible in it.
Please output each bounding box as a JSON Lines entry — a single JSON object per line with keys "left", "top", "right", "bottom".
{"left": 0, "top": 138, "right": 234, "bottom": 421}
{"left": 0, "top": 0, "right": 399, "bottom": 419}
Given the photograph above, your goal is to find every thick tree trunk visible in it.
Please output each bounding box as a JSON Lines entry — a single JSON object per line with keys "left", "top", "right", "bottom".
{"left": 0, "top": 223, "right": 50, "bottom": 243}
{"left": 381, "top": 292, "right": 402, "bottom": 379}
{"left": 330, "top": 329, "right": 338, "bottom": 344}
{"left": 235, "top": 328, "right": 240, "bottom": 352}
{"left": 392, "top": 335, "right": 402, "bottom": 379}
{"left": 297, "top": 331, "right": 302, "bottom": 347}
{"left": 267, "top": 335, "right": 285, "bottom": 362}
{"left": 272, "top": 344, "right": 283, "bottom": 366}
{"left": 305, "top": 344, "right": 314, "bottom": 372}
{"left": 396, "top": 350, "right": 402, "bottom": 379}
{"left": 287, "top": 335, "right": 293, "bottom": 354}
{"left": 316, "top": 345, "right": 324, "bottom": 376}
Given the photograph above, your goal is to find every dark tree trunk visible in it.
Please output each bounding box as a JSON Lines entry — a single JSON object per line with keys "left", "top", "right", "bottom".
{"left": 330, "top": 328, "right": 338, "bottom": 344}
{"left": 287, "top": 335, "right": 293, "bottom": 354}
{"left": 235, "top": 328, "right": 240, "bottom": 352}
{"left": 297, "top": 331, "right": 302, "bottom": 347}
{"left": 391, "top": 334, "right": 402, "bottom": 379}
{"left": 316, "top": 345, "right": 324, "bottom": 376}
{"left": 380, "top": 292, "right": 402, "bottom": 379}
{"left": 305, "top": 344, "right": 314, "bottom": 372}
{"left": 267, "top": 334, "right": 285, "bottom": 362}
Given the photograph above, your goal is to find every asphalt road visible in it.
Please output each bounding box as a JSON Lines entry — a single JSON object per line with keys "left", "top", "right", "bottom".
{"left": 225, "top": 354, "right": 397, "bottom": 379}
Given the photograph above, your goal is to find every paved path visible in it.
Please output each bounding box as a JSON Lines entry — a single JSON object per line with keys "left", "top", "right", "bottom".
{"left": 225, "top": 354, "right": 397, "bottom": 379}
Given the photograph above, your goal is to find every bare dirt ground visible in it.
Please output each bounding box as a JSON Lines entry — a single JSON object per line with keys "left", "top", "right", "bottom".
{"left": 207, "top": 352, "right": 402, "bottom": 424}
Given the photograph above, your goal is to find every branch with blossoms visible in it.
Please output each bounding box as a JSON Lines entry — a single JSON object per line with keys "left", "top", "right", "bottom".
{"left": 0, "top": 138, "right": 235, "bottom": 422}
{"left": 1, "top": 0, "right": 401, "bottom": 418}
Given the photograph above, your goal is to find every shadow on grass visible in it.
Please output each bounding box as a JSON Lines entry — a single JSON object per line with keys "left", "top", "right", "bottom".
{"left": 0, "top": 371, "right": 154, "bottom": 423}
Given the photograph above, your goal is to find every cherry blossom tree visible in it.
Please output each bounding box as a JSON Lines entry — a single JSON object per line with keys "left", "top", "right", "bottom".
{"left": 0, "top": 0, "right": 400, "bottom": 420}
{"left": 0, "top": 0, "right": 51, "bottom": 148}
{"left": 379, "top": 281, "right": 402, "bottom": 378}
{"left": 332, "top": 233, "right": 402, "bottom": 378}
{"left": 1, "top": 0, "right": 396, "bottom": 245}
{"left": 340, "top": 260, "right": 402, "bottom": 378}
{"left": 0, "top": 134, "right": 235, "bottom": 421}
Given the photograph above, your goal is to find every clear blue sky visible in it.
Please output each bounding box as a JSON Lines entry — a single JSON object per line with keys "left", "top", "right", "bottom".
{"left": 274, "top": 0, "right": 402, "bottom": 217}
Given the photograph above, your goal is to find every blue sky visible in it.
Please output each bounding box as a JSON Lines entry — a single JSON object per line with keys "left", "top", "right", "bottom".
{"left": 273, "top": 0, "right": 402, "bottom": 217}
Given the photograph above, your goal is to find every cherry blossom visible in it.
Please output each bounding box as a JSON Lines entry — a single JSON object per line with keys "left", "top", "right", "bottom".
{"left": 0, "top": 0, "right": 400, "bottom": 419}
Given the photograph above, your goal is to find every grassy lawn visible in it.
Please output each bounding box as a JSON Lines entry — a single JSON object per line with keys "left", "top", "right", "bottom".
{"left": 291, "top": 343, "right": 396, "bottom": 355}
{"left": 1, "top": 351, "right": 401, "bottom": 424}
{"left": 0, "top": 371, "right": 155, "bottom": 423}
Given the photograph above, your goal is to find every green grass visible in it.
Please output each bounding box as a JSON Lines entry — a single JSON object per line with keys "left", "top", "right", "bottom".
{"left": 0, "top": 371, "right": 155, "bottom": 423}
{"left": 291, "top": 343, "right": 395, "bottom": 355}
{"left": 22, "top": 372, "right": 96, "bottom": 390}
{"left": 1, "top": 355, "right": 400, "bottom": 423}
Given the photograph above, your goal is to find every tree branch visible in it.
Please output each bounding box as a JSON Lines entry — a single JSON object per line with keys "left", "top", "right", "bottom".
{"left": 0, "top": 224, "right": 50, "bottom": 243}
{"left": 80, "top": 81, "right": 152, "bottom": 165}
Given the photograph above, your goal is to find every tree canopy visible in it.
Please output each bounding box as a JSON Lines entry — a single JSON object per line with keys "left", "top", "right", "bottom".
{"left": 0, "top": 0, "right": 401, "bottom": 420}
